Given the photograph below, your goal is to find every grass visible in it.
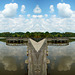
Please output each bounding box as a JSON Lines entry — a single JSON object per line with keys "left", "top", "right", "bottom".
{"left": 69, "top": 39, "right": 75, "bottom": 42}
{"left": 0, "top": 39, "right": 6, "bottom": 42}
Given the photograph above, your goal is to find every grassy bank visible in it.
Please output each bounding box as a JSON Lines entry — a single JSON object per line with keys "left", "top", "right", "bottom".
{"left": 69, "top": 39, "right": 75, "bottom": 42}
{"left": 0, "top": 39, "right": 6, "bottom": 42}
{"left": 0, "top": 37, "right": 75, "bottom": 42}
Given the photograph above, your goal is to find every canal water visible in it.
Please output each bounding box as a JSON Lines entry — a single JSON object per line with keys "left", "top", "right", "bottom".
{"left": 0, "top": 41, "right": 75, "bottom": 75}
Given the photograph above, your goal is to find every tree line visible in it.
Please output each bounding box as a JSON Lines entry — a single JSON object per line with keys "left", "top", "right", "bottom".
{"left": 0, "top": 32, "right": 75, "bottom": 38}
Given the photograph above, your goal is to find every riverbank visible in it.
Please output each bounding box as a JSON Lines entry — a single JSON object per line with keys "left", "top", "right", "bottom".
{"left": 69, "top": 37, "right": 75, "bottom": 39}
{"left": 0, "top": 37, "right": 6, "bottom": 39}
{"left": 0, "top": 37, "right": 75, "bottom": 42}
{"left": 0, "top": 37, "right": 6, "bottom": 42}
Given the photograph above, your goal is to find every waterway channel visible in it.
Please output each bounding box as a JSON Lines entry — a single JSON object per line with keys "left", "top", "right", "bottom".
{"left": 0, "top": 41, "right": 75, "bottom": 75}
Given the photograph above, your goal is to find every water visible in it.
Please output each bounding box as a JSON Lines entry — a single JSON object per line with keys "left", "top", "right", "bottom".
{"left": 0, "top": 41, "right": 28, "bottom": 75}
{"left": 48, "top": 42, "right": 75, "bottom": 75}
{"left": 0, "top": 41, "right": 75, "bottom": 75}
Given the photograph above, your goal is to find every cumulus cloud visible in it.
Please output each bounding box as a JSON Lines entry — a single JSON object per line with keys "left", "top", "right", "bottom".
{"left": 21, "top": 5, "right": 25, "bottom": 13}
{"left": 51, "top": 15, "right": 56, "bottom": 18}
{"left": 0, "top": 3, "right": 75, "bottom": 32}
{"left": 45, "top": 14, "right": 48, "bottom": 17}
{"left": 38, "top": 15, "right": 43, "bottom": 18}
{"left": 57, "top": 3, "right": 73, "bottom": 18}
{"left": 0, "top": 12, "right": 4, "bottom": 18}
{"left": 2, "top": 3, "right": 18, "bottom": 17}
{"left": 50, "top": 5, "right": 54, "bottom": 13}
{"left": 32, "top": 15, "right": 37, "bottom": 18}
{"left": 33, "top": 5, "right": 42, "bottom": 14}
{"left": 0, "top": 14, "right": 75, "bottom": 32}
{"left": 0, "top": 4, "right": 75, "bottom": 32}
{"left": 32, "top": 15, "right": 43, "bottom": 18}
{"left": 71, "top": 11, "right": 75, "bottom": 18}
{"left": 19, "top": 15, "right": 24, "bottom": 18}
{"left": 27, "top": 14, "right": 31, "bottom": 17}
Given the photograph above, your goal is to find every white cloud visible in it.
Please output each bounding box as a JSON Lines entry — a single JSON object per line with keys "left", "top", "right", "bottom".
{"left": 19, "top": 15, "right": 24, "bottom": 18}
{"left": 57, "top": 3, "right": 73, "bottom": 18}
{"left": 2, "top": 3, "right": 18, "bottom": 17}
{"left": 0, "top": 3, "right": 74, "bottom": 32}
{"left": 0, "top": 14, "right": 75, "bottom": 32}
{"left": 21, "top": 5, "right": 25, "bottom": 13}
{"left": 51, "top": 15, "right": 56, "bottom": 18}
{"left": 27, "top": 14, "right": 31, "bottom": 17}
{"left": 37, "top": 15, "right": 43, "bottom": 18}
{"left": 50, "top": 5, "right": 54, "bottom": 13}
{"left": 71, "top": 11, "right": 75, "bottom": 18}
{"left": 0, "top": 3, "right": 75, "bottom": 32}
{"left": 0, "top": 12, "right": 4, "bottom": 18}
{"left": 32, "top": 15, "right": 43, "bottom": 18}
{"left": 33, "top": 5, "right": 42, "bottom": 14}
{"left": 45, "top": 14, "right": 48, "bottom": 17}
{"left": 32, "top": 15, "right": 37, "bottom": 18}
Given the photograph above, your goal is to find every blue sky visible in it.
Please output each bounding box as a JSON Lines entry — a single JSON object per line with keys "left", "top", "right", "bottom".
{"left": 0, "top": 0, "right": 75, "bottom": 32}
{"left": 0, "top": 0, "right": 74, "bottom": 16}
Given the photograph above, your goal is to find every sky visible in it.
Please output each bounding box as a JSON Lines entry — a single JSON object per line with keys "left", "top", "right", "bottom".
{"left": 0, "top": 0, "right": 75, "bottom": 32}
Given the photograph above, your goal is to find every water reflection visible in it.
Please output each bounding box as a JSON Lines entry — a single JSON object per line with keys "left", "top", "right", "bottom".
{"left": 48, "top": 42, "right": 75, "bottom": 75}
{"left": 0, "top": 41, "right": 27, "bottom": 75}
{"left": 0, "top": 41, "right": 75, "bottom": 75}
{"left": 58, "top": 56, "right": 73, "bottom": 71}
{"left": 1, "top": 56, "right": 17, "bottom": 71}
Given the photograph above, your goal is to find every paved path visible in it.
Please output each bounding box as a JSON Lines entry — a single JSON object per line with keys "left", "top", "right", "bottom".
{"left": 29, "top": 38, "right": 46, "bottom": 52}
{"left": 26, "top": 38, "right": 49, "bottom": 75}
